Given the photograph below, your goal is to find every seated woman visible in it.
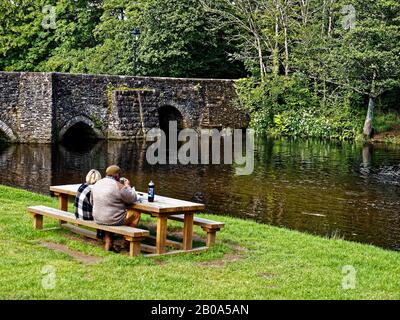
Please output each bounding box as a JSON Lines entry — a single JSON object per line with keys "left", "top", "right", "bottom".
{"left": 74, "top": 169, "right": 102, "bottom": 221}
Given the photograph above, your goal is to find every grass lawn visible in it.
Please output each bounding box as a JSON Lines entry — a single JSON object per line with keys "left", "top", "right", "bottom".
{"left": 0, "top": 184, "right": 399, "bottom": 300}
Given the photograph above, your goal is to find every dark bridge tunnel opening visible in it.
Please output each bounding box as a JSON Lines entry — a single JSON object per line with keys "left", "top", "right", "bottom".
{"left": 60, "top": 122, "right": 102, "bottom": 150}
{"left": 158, "top": 106, "right": 185, "bottom": 135}
{"left": 0, "top": 130, "right": 10, "bottom": 144}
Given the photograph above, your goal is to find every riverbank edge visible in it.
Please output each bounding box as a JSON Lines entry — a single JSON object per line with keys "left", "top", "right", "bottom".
{"left": 2, "top": 127, "right": 400, "bottom": 146}
{"left": 0, "top": 184, "right": 399, "bottom": 299}
{"left": 263, "top": 132, "right": 400, "bottom": 145}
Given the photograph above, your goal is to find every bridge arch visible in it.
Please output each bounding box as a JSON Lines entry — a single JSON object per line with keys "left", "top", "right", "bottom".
{"left": 59, "top": 116, "right": 104, "bottom": 142}
{"left": 0, "top": 121, "right": 17, "bottom": 142}
{"left": 157, "top": 104, "right": 190, "bottom": 133}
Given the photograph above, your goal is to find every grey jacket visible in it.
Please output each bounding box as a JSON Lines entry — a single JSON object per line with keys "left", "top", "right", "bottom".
{"left": 91, "top": 177, "right": 137, "bottom": 226}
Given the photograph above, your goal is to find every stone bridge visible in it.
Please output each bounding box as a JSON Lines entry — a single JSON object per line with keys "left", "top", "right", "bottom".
{"left": 0, "top": 72, "right": 249, "bottom": 143}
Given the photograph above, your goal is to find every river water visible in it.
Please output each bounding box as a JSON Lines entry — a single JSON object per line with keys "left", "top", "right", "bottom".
{"left": 1, "top": 137, "right": 399, "bottom": 250}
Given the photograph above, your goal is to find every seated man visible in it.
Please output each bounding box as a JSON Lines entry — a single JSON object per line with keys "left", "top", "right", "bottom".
{"left": 91, "top": 165, "right": 141, "bottom": 250}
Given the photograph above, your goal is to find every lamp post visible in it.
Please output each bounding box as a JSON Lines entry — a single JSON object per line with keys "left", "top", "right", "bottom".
{"left": 131, "top": 27, "right": 141, "bottom": 76}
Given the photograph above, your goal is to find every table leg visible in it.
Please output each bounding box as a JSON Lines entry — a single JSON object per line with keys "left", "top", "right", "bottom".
{"left": 124, "top": 236, "right": 142, "bottom": 257}
{"left": 129, "top": 240, "right": 141, "bottom": 257}
{"left": 33, "top": 214, "right": 43, "bottom": 230}
{"left": 156, "top": 215, "right": 168, "bottom": 254}
{"left": 57, "top": 194, "right": 68, "bottom": 225}
{"left": 58, "top": 194, "right": 68, "bottom": 211}
{"left": 183, "top": 213, "right": 194, "bottom": 250}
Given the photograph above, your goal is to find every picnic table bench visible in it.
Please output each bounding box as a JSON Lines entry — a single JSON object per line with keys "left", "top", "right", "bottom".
{"left": 27, "top": 184, "right": 224, "bottom": 257}
{"left": 28, "top": 205, "right": 149, "bottom": 256}
{"left": 168, "top": 214, "right": 225, "bottom": 247}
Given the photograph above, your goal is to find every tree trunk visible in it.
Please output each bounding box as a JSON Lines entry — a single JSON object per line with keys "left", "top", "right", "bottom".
{"left": 321, "top": 0, "right": 326, "bottom": 35}
{"left": 363, "top": 97, "right": 375, "bottom": 139}
{"left": 300, "top": 0, "right": 309, "bottom": 26}
{"left": 272, "top": 48, "right": 279, "bottom": 76}
{"left": 277, "top": 0, "right": 289, "bottom": 77}
{"left": 256, "top": 36, "right": 266, "bottom": 81}
{"left": 283, "top": 23, "right": 289, "bottom": 77}
{"left": 327, "top": 0, "right": 335, "bottom": 36}
{"left": 273, "top": 5, "right": 280, "bottom": 76}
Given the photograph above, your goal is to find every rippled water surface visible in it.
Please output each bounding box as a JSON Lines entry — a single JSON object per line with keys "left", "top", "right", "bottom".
{"left": 1, "top": 137, "right": 399, "bottom": 250}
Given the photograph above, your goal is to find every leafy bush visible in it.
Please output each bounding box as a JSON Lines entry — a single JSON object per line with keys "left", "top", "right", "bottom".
{"left": 236, "top": 74, "right": 365, "bottom": 140}
{"left": 373, "top": 112, "right": 400, "bottom": 133}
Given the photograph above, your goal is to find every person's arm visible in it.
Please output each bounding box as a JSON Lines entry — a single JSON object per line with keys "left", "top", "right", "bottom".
{"left": 89, "top": 188, "right": 94, "bottom": 206}
{"left": 119, "top": 179, "right": 137, "bottom": 204}
{"left": 74, "top": 185, "right": 82, "bottom": 209}
{"left": 73, "top": 194, "right": 78, "bottom": 209}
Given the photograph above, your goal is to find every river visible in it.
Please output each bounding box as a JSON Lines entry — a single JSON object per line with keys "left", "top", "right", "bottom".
{"left": 1, "top": 137, "right": 399, "bottom": 250}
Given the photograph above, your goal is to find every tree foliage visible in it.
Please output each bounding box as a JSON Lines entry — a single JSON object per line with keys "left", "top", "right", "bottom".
{"left": 209, "top": 0, "right": 400, "bottom": 139}
{"left": 0, "top": 0, "right": 244, "bottom": 78}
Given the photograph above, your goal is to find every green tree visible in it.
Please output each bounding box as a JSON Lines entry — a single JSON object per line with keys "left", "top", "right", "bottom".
{"left": 44, "top": 0, "right": 103, "bottom": 72}
{"left": 139, "top": 0, "right": 244, "bottom": 78}
{"left": 0, "top": 0, "right": 102, "bottom": 72}
{"left": 74, "top": 0, "right": 151, "bottom": 75}
{"left": 330, "top": 0, "right": 400, "bottom": 138}
{"left": 0, "top": 0, "right": 54, "bottom": 71}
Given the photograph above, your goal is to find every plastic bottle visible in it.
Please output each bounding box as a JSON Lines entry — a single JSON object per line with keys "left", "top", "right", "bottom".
{"left": 148, "top": 180, "right": 155, "bottom": 202}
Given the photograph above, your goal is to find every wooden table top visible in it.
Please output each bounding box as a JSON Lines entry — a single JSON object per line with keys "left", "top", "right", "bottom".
{"left": 50, "top": 184, "right": 205, "bottom": 214}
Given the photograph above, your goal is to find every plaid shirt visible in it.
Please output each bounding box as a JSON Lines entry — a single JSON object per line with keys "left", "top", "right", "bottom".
{"left": 74, "top": 183, "right": 94, "bottom": 220}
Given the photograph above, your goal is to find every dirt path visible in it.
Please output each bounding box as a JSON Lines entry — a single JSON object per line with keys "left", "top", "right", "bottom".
{"left": 40, "top": 241, "right": 103, "bottom": 265}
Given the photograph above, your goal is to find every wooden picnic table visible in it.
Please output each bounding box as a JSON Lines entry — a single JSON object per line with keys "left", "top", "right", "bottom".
{"left": 50, "top": 184, "right": 205, "bottom": 254}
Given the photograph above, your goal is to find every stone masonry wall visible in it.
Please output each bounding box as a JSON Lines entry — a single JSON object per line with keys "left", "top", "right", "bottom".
{"left": 0, "top": 72, "right": 20, "bottom": 141}
{"left": 17, "top": 73, "right": 53, "bottom": 143}
{"left": 0, "top": 71, "right": 249, "bottom": 143}
{"left": 0, "top": 72, "right": 53, "bottom": 143}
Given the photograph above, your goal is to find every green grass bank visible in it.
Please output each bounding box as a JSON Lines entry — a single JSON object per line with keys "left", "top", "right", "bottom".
{"left": 0, "top": 185, "right": 399, "bottom": 300}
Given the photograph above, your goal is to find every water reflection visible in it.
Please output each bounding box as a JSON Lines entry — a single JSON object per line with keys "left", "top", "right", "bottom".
{"left": 0, "top": 138, "right": 399, "bottom": 250}
{"left": 0, "top": 143, "right": 53, "bottom": 193}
